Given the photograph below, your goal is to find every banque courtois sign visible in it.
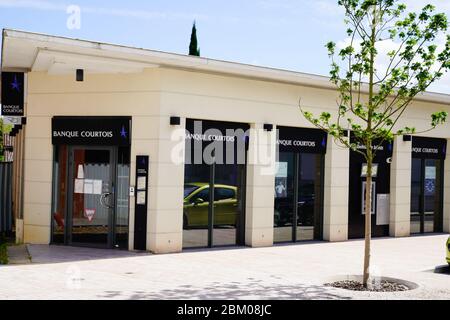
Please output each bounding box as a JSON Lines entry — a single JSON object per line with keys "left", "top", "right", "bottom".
{"left": 1, "top": 72, "right": 25, "bottom": 116}
{"left": 412, "top": 136, "right": 447, "bottom": 160}
{"left": 277, "top": 126, "right": 327, "bottom": 154}
{"left": 52, "top": 116, "right": 131, "bottom": 146}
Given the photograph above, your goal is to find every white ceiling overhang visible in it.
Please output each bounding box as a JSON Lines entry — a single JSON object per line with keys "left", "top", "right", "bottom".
{"left": 32, "top": 48, "right": 158, "bottom": 74}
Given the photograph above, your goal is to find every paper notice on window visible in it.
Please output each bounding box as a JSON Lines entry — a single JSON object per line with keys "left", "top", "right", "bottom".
{"left": 84, "top": 179, "right": 94, "bottom": 194}
{"left": 376, "top": 194, "right": 390, "bottom": 225}
{"left": 74, "top": 179, "right": 84, "bottom": 194}
{"left": 77, "top": 164, "right": 84, "bottom": 179}
{"left": 275, "top": 162, "right": 288, "bottom": 178}
{"left": 93, "top": 180, "right": 102, "bottom": 195}
{"left": 425, "top": 166, "right": 436, "bottom": 180}
{"left": 136, "top": 191, "right": 146, "bottom": 205}
{"left": 137, "top": 176, "right": 147, "bottom": 190}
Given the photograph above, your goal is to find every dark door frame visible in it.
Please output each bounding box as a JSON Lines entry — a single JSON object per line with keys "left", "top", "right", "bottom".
{"left": 65, "top": 145, "right": 118, "bottom": 248}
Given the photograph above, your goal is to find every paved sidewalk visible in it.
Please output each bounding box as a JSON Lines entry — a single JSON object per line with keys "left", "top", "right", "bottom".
{"left": 27, "top": 244, "right": 149, "bottom": 264}
{"left": 7, "top": 245, "right": 31, "bottom": 265}
{"left": 0, "top": 234, "right": 448, "bottom": 300}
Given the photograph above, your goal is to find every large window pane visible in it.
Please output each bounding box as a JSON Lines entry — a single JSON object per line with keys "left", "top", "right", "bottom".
{"left": 183, "top": 119, "right": 248, "bottom": 248}
{"left": 51, "top": 145, "right": 68, "bottom": 244}
{"left": 410, "top": 158, "right": 421, "bottom": 234}
{"left": 296, "top": 153, "right": 322, "bottom": 241}
{"left": 274, "top": 152, "right": 295, "bottom": 242}
{"left": 213, "top": 163, "right": 245, "bottom": 246}
{"left": 410, "top": 157, "right": 443, "bottom": 234}
{"left": 70, "top": 149, "right": 111, "bottom": 246}
{"left": 115, "top": 147, "right": 130, "bottom": 249}
{"left": 423, "top": 159, "right": 436, "bottom": 232}
{"left": 183, "top": 163, "right": 210, "bottom": 248}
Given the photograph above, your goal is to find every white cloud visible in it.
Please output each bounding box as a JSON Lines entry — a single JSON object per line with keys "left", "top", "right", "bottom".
{"left": 313, "top": 0, "right": 344, "bottom": 17}
{"left": 403, "top": 0, "right": 450, "bottom": 13}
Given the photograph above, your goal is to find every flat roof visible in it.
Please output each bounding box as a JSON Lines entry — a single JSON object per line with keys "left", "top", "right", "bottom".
{"left": 2, "top": 28, "right": 450, "bottom": 104}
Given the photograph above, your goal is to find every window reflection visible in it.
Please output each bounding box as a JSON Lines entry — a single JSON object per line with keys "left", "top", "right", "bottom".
{"left": 51, "top": 145, "right": 68, "bottom": 244}
{"left": 410, "top": 158, "right": 443, "bottom": 233}
{"left": 182, "top": 119, "right": 247, "bottom": 248}
{"left": 274, "top": 152, "right": 323, "bottom": 242}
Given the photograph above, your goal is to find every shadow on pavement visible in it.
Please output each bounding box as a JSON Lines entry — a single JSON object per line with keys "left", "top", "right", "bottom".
{"left": 433, "top": 265, "right": 450, "bottom": 275}
{"left": 25, "top": 244, "right": 150, "bottom": 264}
{"left": 96, "top": 278, "right": 353, "bottom": 300}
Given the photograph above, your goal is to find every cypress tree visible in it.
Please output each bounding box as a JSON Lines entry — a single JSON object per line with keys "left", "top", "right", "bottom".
{"left": 189, "top": 22, "right": 200, "bottom": 56}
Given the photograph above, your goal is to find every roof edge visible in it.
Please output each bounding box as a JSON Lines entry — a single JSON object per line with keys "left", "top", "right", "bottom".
{"left": 2, "top": 28, "right": 450, "bottom": 104}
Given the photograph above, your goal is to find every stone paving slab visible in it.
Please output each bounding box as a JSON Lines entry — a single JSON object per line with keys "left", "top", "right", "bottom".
{"left": 27, "top": 244, "right": 150, "bottom": 264}
{"left": 7, "top": 245, "right": 31, "bottom": 265}
{"left": 0, "top": 234, "right": 448, "bottom": 300}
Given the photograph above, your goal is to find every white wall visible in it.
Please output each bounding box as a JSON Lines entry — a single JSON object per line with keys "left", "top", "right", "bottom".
{"left": 23, "top": 67, "right": 450, "bottom": 251}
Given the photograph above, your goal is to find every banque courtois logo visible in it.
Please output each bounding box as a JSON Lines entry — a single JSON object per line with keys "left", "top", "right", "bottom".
{"left": 11, "top": 74, "right": 21, "bottom": 92}
{"left": 1, "top": 72, "right": 25, "bottom": 116}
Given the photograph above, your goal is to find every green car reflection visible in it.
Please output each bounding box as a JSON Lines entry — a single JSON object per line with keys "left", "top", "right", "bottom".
{"left": 446, "top": 236, "right": 450, "bottom": 265}
{"left": 183, "top": 183, "right": 238, "bottom": 228}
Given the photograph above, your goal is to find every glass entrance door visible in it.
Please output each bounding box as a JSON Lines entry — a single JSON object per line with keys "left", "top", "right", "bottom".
{"left": 296, "top": 153, "right": 323, "bottom": 241}
{"left": 410, "top": 158, "right": 444, "bottom": 234}
{"left": 274, "top": 152, "right": 324, "bottom": 243}
{"left": 68, "top": 147, "right": 116, "bottom": 247}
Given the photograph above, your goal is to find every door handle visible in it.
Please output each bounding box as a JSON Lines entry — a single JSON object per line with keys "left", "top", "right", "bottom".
{"left": 100, "top": 192, "right": 114, "bottom": 209}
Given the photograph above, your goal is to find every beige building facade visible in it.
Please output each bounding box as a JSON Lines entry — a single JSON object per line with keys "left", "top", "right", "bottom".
{"left": 1, "top": 29, "right": 449, "bottom": 253}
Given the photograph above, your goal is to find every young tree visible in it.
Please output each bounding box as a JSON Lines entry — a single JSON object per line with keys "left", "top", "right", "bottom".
{"left": 189, "top": 21, "right": 201, "bottom": 56}
{"left": 301, "top": 0, "right": 450, "bottom": 287}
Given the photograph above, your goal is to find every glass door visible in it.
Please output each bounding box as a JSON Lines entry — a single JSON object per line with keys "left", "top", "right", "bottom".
{"left": 410, "top": 158, "right": 422, "bottom": 233}
{"left": 68, "top": 146, "right": 116, "bottom": 247}
{"left": 410, "top": 158, "right": 444, "bottom": 234}
{"left": 274, "top": 152, "right": 324, "bottom": 243}
{"left": 274, "top": 152, "right": 295, "bottom": 242}
{"left": 296, "top": 153, "right": 323, "bottom": 241}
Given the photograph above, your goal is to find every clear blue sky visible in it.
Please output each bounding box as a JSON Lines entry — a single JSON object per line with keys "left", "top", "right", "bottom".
{"left": 0, "top": 0, "right": 449, "bottom": 93}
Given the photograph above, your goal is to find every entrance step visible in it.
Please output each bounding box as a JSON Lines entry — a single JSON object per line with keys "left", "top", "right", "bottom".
{"left": 7, "top": 244, "right": 31, "bottom": 265}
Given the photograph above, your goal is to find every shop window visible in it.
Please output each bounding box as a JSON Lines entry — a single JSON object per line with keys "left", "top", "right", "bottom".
{"left": 183, "top": 119, "right": 248, "bottom": 249}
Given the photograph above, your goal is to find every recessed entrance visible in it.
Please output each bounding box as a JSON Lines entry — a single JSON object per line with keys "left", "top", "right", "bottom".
{"left": 410, "top": 137, "right": 446, "bottom": 234}
{"left": 273, "top": 126, "right": 326, "bottom": 243}
{"left": 348, "top": 135, "right": 392, "bottom": 239}
{"left": 51, "top": 116, "right": 131, "bottom": 249}
{"left": 68, "top": 147, "right": 115, "bottom": 247}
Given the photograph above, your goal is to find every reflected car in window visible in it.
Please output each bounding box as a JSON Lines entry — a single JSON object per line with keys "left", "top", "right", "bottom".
{"left": 183, "top": 183, "right": 237, "bottom": 228}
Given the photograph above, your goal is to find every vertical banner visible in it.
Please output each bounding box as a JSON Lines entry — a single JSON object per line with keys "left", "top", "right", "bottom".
{"left": 134, "top": 155, "right": 149, "bottom": 250}
{"left": 1, "top": 72, "right": 25, "bottom": 116}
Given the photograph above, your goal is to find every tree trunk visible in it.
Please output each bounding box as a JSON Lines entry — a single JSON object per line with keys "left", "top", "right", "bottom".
{"left": 363, "top": 4, "right": 377, "bottom": 288}
{"left": 362, "top": 157, "right": 372, "bottom": 287}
